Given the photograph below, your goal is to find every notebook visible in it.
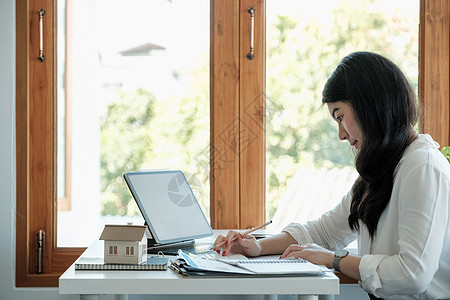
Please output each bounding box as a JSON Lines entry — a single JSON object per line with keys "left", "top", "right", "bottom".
{"left": 123, "top": 170, "right": 214, "bottom": 255}
{"left": 233, "top": 259, "right": 325, "bottom": 275}
{"left": 174, "top": 250, "right": 325, "bottom": 276}
{"left": 75, "top": 256, "right": 169, "bottom": 271}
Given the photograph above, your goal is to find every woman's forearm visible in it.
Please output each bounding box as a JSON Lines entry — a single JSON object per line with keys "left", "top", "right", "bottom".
{"left": 337, "top": 255, "right": 362, "bottom": 281}
{"left": 259, "top": 232, "right": 297, "bottom": 256}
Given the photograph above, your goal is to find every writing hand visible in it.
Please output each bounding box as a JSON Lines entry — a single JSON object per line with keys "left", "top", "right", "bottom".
{"left": 213, "top": 230, "right": 262, "bottom": 257}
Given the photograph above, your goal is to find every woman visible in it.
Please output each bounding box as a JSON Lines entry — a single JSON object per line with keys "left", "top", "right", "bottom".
{"left": 214, "top": 52, "right": 450, "bottom": 299}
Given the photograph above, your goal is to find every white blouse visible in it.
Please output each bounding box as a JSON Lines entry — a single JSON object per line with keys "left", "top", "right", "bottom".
{"left": 282, "top": 134, "right": 450, "bottom": 299}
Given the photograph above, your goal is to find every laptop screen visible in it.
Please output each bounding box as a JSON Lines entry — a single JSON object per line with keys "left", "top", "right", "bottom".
{"left": 123, "top": 170, "right": 213, "bottom": 245}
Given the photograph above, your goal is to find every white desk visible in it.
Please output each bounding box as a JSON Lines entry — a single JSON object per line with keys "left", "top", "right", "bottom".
{"left": 59, "top": 231, "right": 339, "bottom": 300}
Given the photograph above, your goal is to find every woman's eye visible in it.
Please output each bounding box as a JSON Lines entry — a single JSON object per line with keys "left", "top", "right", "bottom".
{"left": 336, "top": 116, "right": 343, "bottom": 122}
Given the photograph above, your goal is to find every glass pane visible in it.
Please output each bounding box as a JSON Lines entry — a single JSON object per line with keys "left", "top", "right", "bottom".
{"left": 266, "top": 0, "right": 419, "bottom": 231}
{"left": 57, "top": 0, "right": 66, "bottom": 200}
{"left": 57, "top": 0, "right": 210, "bottom": 247}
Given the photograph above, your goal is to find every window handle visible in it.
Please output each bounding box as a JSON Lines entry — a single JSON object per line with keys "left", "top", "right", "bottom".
{"left": 38, "top": 9, "right": 45, "bottom": 62}
{"left": 247, "top": 6, "right": 255, "bottom": 60}
{"left": 36, "top": 230, "right": 45, "bottom": 273}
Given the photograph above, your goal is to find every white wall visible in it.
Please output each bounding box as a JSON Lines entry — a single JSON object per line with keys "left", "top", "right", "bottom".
{"left": 0, "top": 0, "right": 366, "bottom": 299}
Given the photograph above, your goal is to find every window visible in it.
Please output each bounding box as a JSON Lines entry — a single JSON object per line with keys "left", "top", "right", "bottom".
{"left": 16, "top": 0, "right": 450, "bottom": 287}
{"left": 56, "top": 0, "right": 212, "bottom": 248}
{"left": 16, "top": 0, "right": 265, "bottom": 287}
{"left": 56, "top": 0, "right": 71, "bottom": 212}
{"left": 108, "top": 246, "right": 118, "bottom": 256}
{"left": 125, "top": 246, "right": 135, "bottom": 256}
{"left": 265, "top": 0, "right": 420, "bottom": 231}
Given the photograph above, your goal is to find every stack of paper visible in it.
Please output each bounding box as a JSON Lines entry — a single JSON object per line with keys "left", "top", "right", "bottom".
{"left": 75, "top": 256, "right": 168, "bottom": 271}
{"left": 171, "top": 250, "right": 326, "bottom": 276}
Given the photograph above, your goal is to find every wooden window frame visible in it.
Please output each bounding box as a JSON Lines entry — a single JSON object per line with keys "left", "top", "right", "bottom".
{"left": 15, "top": 0, "right": 449, "bottom": 287}
{"left": 419, "top": 0, "right": 450, "bottom": 145}
{"left": 210, "top": 0, "right": 266, "bottom": 230}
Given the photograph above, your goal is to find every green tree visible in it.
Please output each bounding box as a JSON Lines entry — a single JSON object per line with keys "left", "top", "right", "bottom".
{"left": 140, "top": 62, "right": 210, "bottom": 215}
{"left": 99, "top": 0, "right": 418, "bottom": 219}
{"left": 99, "top": 63, "right": 210, "bottom": 217}
{"left": 100, "top": 88, "right": 156, "bottom": 216}
{"left": 266, "top": 0, "right": 418, "bottom": 218}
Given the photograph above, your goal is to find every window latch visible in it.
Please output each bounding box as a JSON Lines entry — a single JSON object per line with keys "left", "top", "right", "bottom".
{"left": 36, "top": 230, "right": 45, "bottom": 273}
{"left": 38, "top": 9, "right": 46, "bottom": 62}
{"left": 247, "top": 7, "right": 255, "bottom": 60}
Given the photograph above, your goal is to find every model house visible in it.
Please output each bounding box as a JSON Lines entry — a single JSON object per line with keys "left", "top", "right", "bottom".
{"left": 99, "top": 224, "right": 150, "bottom": 264}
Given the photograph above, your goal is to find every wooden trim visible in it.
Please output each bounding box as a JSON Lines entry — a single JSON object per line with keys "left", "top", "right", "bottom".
{"left": 210, "top": 0, "right": 266, "bottom": 229}
{"left": 419, "top": 0, "right": 450, "bottom": 147}
{"left": 239, "top": 0, "right": 266, "bottom": 229}
{"left": 210, "top": 0, "right": 241, "bottom": 229}
{"left": 16, "top": 0, "right": 83, "bottom": 287}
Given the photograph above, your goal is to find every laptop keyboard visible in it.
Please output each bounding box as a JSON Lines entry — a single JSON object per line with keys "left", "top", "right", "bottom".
{"left": 148, "top": 242, "right": 214, "bottom": 255}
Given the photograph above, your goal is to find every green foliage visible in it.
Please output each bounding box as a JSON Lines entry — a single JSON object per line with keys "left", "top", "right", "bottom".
{"left": 265, "top": 0, "right": 418, "bottom": 218}
{"left": 99, "top": 65, "right": 210, "bottom": 217}
{"left": 442, "top": 146, "right": 450, "bottom": 163}
{"left": 100, "top": 88, "right": 156, "bottom": 216}
{"left": 99, "top": 0, "right": 418, "bottom": 218}
{"left": 143, "top": 63, "right": 210, "bottom": 213}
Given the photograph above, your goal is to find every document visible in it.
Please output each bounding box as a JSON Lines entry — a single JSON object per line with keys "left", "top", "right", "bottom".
{"left": 233, "top": 259, "right": 325, "bottom": 275}
{"left": 177, "top": 250, "right": 253, "bottom": 274}
{"left": 174, "top": 250, "right": 326, "bottom": 276}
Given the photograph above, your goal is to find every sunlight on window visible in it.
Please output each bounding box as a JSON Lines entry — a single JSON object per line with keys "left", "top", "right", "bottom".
{"left": 57, "top": 0, "right": 419, "bottom": 246}
{"left": 266, "top": 0, "right": 419, "bottom": 231}
{"left": 57, "top": 0, "right": 210, "bottom": 247}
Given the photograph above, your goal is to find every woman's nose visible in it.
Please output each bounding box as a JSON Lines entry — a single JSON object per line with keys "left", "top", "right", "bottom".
{"left": 338, "top": 124, "right": 348, "bottom": 141}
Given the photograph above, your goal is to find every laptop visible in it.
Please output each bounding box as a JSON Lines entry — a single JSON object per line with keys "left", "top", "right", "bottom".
{"left": 123, "top": 170, "right": 214, "bottom": 255}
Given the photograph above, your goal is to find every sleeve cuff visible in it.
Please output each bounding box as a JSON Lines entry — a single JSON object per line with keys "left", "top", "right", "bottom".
{"left": 359, "top": 254, "right": 385, "bottom": 295}
{"left": 281, "top": 222, "right": 315, "bottom": 244}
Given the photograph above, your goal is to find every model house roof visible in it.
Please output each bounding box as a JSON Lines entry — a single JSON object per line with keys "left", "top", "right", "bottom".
{"left": 99, "top": 224, "right": 149, "bottom": 241}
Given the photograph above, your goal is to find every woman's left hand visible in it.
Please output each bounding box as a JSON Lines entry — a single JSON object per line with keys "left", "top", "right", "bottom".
{"left": 280, "top": 243, "right": 334, "bottom": 269}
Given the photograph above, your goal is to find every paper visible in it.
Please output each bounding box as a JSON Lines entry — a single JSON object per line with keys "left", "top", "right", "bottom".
{"left": 192, "top": 252, "right": 248, "bottom": 262}
{"left": 236, "top": 259, "right": 325, "bottom": 275}
{"left": 177, "top": 250, "right": 253, "bottom": 274}
{"left": 75, "top": 256, "right": 168, "bottom": 271}
{"left": 177, "top": 250, "right": 326, "bottom": 275}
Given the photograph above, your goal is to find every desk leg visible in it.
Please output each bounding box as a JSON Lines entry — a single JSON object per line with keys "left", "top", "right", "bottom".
{"left": 298, "top": 296, "right": 335, "bottom": 300}
{"left": 80, "top": 295, "right": 100, "bottom": 300}
{"left": 297, "top": 296, "right": 318, "bottom": 300}
{"left": 318, "top": 295, "right": 335, "bottom": 300}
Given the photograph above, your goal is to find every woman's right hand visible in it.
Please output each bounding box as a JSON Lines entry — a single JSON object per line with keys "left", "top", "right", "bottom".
{"left": 213, "top": 230, "right": 262, "bottom": 257}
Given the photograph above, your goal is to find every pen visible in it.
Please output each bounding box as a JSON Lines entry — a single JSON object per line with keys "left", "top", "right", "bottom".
{"left": 212, "top": 220, "right": 272, "bottom": 250}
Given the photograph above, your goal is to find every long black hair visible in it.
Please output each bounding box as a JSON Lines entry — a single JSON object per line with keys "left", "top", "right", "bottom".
{"left": 322, "top": 52, "right": 418, "bottom": 239}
